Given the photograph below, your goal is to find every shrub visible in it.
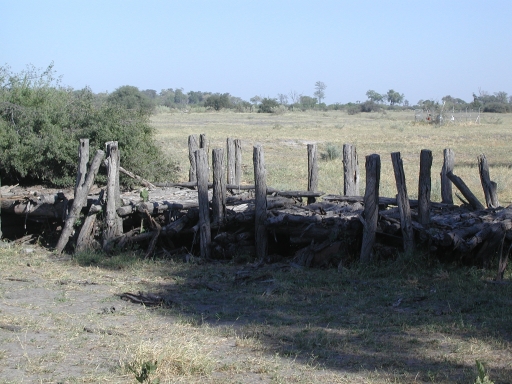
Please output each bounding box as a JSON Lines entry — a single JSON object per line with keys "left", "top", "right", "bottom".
{"left": 258, "top": 98, "right": 279, "bottom": 113}
{"left": 360, "top": 100, "right": 380, "bottom": 113}
{"left": 483, "top": 102, "right": 510, "bottom": 113}
{"left": 204, "top": 93, "right": 232, "bottom": 111}
{"left": 347, "top": 105, "right": 361, "bottom": 115}
{"left": 321, "top": 143, "right": 342, "bottom": 161}
{"left": 0, "top": 64, "right": 178, "bottom": 188}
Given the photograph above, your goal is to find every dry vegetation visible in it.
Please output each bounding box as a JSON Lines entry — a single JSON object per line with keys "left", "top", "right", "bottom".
{"left": 152, "top": 109, "right": 512, "bottom": 204}
{"left": 2, "top": 110, "right": 512, "bottom": 383}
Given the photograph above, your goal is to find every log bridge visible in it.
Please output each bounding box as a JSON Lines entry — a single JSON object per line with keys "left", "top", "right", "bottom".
{"left": 0, "top": 137, "right": 509, "bottom": 276}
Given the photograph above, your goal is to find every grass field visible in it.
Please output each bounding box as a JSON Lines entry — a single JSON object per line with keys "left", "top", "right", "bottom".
{"left": 151, "top": 109, "right": 512, "bottom": 204}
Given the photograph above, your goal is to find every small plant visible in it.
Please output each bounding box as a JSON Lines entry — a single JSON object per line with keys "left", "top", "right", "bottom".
{"left": 474, "top": 360, "right": 494, "bottom": 384}
{"left": 321, "top": 143, "right": 342, "bottom": 161}
{"left": 128, "top": 360, "right": 160, "bottom": 383}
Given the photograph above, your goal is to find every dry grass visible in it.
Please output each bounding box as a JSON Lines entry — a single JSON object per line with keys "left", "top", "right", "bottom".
{"left": 152, "top": 109, "right": 512, "bottom": 204}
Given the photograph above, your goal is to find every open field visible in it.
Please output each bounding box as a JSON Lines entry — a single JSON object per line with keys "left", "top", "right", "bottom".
{"left": 151, "top": 110, "right": 512, "bottom": 204}
{"left": 0, "top": 244, "right": 511, "bottom": 383}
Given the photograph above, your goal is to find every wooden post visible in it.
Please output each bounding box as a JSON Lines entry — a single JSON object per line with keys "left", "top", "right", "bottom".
{"left": 418, "top": 149, "right": 433, "bottom": 227}
{"left": 447, "top": 171, "right": 485, "bottom": 210}
{"left": 307, "top": 144, "right": 318, "bottom": 204}
{"left": 227, "top": 138, "right": 235, "bottom": 185}
{"left": 343, "top": 143, "right": 359, "bottom": 196}
{"left": 391, "top": 152, "right": 414, "bottom": 253}
{"left": 360, "top": 154, "right": 380, "bottom": 263}
{"left": 103, "top": 142, "right": 122, "bottom": 249}
{"left": 195, "top": 149, "right": 211, "bottom": 259}
{"left": 55, "top": 150, "right": 105, "bottom": 253}
{"left": 234, "top": 139, "right": 242, "bottom": 186}
{"left": 200, "top": 133, "right": 209, "bottom": 181}
{"left": 212, "top": 148, "right": 226, "bottom": 226}
{"left": 478, "top": 154, "right": 499, "bottom": 208}
{"left": 75, "top": 139, "right": 89, "bottom": 199}
{"left": 188, "top": 135, "right": 199, "bottom": 182}
{"left": 441, "top": 148, "right": 454, "bottom": 204}
{"left": 253, "top": 144, "right": 268, "bottom": 261}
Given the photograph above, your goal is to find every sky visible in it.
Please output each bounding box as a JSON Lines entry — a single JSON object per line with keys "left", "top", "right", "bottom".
{"left": 2, "top": 0, "right": 511, "bottom": 105}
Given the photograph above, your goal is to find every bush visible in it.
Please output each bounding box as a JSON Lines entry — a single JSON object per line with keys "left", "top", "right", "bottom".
{"left": 483, "top": 102, "right": 510, "bottom": 113}
{"left": 107, "top": 85, "right": 155, "bottom": 115}
{"left": 0, "top": 64, "right": 178, "bottom": 188}
{"left": 347, "top": 105, "right": 361, "bottom": 115}
{"left": 321, "top": 143, "right": 342, "bottom": 161}
{"left": 258, "top": 98, "right": 279, "bottom": 113}
{"left": 360, "top": 100, "right": 380, "bottom": 112}
{"left": 204, "top": 93, "right": 232, "bottom": 111}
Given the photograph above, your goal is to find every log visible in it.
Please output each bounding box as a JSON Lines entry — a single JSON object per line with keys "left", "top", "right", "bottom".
{"left": 188, "top": 135, "right": 199, "bottom": 182}
{"left": 322, "top": 194, "right": 456, "bottom": 209}
{"left": 55, "top": 149, "right": 105, "bottom": 253}
{"left": 253, "top": 144, "right": 268, "bottom": 261}
{"left": 212, "top": 148, "right": 226, "bottom": 225}
{"left": 195, "top": 149, "right": 211, "bottom": 259}
{"left": 478, "top": 154, "right": 499, "bottom": 208}
{"left": 75, "top": 190, "right": 104, "bottom": 253}
{"left": 307, "top": 143, "right": 318, "bottom": 204}
{"left": 1, "top": 194, "right": 68, "bottom": 219}
{"left": 447, "top": 171, "right": 485, "bottom": 210}
{"left": 360, "top": 154, "right": 380, "bottom": 263}
{"left": 391, "top": 152, "right": 414, "bottom": 253}
{"left": 343, "top": 143, "right": 359, "bottom": 196}
{"left": 418, "top": 149, "right": 433, "bottom": 227}
{"left": 441, "top": 148, "right": 455, "bottom": 204}
{"left": 119, "top": 166, "right": 156, "bottom": 189}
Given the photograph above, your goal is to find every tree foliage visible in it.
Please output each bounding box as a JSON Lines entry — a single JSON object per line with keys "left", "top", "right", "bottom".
{"left": 386, "top": 89, "right": 404, "bottom": 105}
{"left": 0, "top": 64, "right": 177, "bottom": 187}
{"left": 107, "top": 85, "right": 155, "bottom": 115}
{"left": 366, "top": 90, "right": 384, "bottom": 103}
{"left": 204, "top": 93, "right": 232, "bottom": 111}
{"left": 314, "top": 81, "right": 326, "bottom": 103}
{"left": 257, "top": 98, "right": 279, "bottom": 113}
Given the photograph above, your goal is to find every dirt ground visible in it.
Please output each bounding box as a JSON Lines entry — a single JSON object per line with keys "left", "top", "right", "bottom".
{"left": 1, "top": 241, "right": 512, "bottom": 383}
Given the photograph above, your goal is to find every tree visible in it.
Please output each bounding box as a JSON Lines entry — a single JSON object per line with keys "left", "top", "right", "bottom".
{"left": 108, "top": 85, "right": 154, "bottom": 115}
{"left": 288, "top": 90, "right": 300, "bottom": 104}
{"left": 258, "top": 98, "right": 279, "bottom": 113}
{"left": 299, "top": 95, "right": 317, "bottom": 110}
{"left": 174, "top": 88, "right": 188, "bottom": 106}
{"left": 277, "top": 93, "right": 288, "bottom": 105}
{"left": 366, "top": 90, "right": 384, "bottom": 103}
{"left": 314, "top": 81, "right": 327, "bottom": 103}
{"left": 250, "top": 95, "right": 262, "bottom": 105}
{"left": 204, "top": 93, "right": 231, "bottom": 111}
{"left": 386, "top": 89, "right": 404, "bottom": 106}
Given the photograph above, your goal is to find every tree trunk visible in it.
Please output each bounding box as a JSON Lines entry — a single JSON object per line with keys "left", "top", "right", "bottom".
{"left": 478, "top": 154, "right": 499, "bottom": 208}
{"left": 212, "top": 148, "right": 226, "bottom": 226}
{"left": 391, "top": 152, "right": 414, "bottom": 253}
{"left": 253, "top": 145, "right": 268, "bottom": 261}
{"left": 343, "top": 143, "right": 359, "bottom": 196}
{"left": 441, "top": 148, "right": 454, "bottom": 204}
{"left": 307, "top": 144, "right": 318, "bottom": 204}
{"left": 188, "top": 135, "right": 199, "bottom": 182}
{"left": 360, "top": 154, "right": 380, "bottom": 263}
{"left": 55, "top": 149, "right": 105, "bottom": 254}
{"left": 195, "top": 149, "right": 211, "bottom": 259}
{"left": 418, "top": 149, "right": 433, "bottom": 227}
{"left": 447, "top": 171, "right": 485, "bottom": 210}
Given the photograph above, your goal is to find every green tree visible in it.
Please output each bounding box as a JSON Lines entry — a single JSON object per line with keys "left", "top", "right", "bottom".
{"left": 386, "top": 89, "right": 404, "bottom": 105}
{"left": 299, "top": 95, "right": 317, "bottom": 110}
{"left": 204, "top": 93, "right": 231, "bottom": 111}
{"left": 0, "top": 64, "right": 177, "bottom": 187}
{"left": 107, "top": 85, "right": 154, "bottom": 115}
{"left": 257, "top": 98, "right": 279, "bottom": 113}
{"left": 314, "top": 81, "right": 326, "bottom": 103}
{"left": 366, "top": 90, "right": 384, "bottom": 103}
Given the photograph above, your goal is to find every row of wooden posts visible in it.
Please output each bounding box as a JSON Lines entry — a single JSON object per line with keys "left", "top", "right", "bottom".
{"left": 184, "top": 134, "right": 499, "bottom": 263}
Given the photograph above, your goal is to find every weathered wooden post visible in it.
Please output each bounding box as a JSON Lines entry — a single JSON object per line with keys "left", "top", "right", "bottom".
{"left": 478, "top": 154, "right": 499, "bottom": 208}
{"left": 343, "top": 143, "right": 359, "bottom": 196}
{"left": 360, "top": 154, "right": 380, "bottom": 263}
{"left": 418, "top": 149, "right": 433, "bottom": 227}
{"left": 234, "top": 139, "right": 242, "bottom": 186}
{"left": 55, "top": 149, "right": 105, "bottom": 253}
{"left": 447, "top": 172, "right": 485, "bottom": 210}
{"left": 307, "top": 144, "right": 318, "bottom": 204}
{"left": 200, "top": 133, "right": 209, "bottom": 181}
{"left": 103, "top": 141, "right": 122, "bottom": 249}
{"left": 441, "top": 148, "right": 454, "bottom": 204}
{"left": 253, "top": 144, "right": 268, "bottom": 261}
{"left": 188, "top": 135, "right": 199, "bottom": 182}
{"left": 195, "top": 148, "right": 211, "bottom": 259}
{"left": 75, "top": 139, "right": 89, "bottom": 199}
{"left": 391, "top": 152, "right": 414, "bottom": 253}
{"left": 227, "top": 138, "right": 235, "bottom": 185}
{"left": 212, "top": 148, "right": 226, "bottom": 226}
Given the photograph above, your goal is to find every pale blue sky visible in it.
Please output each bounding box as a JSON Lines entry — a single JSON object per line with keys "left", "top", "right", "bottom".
{"left": 2, "top": 0, "right": 511, "bottom": 104}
